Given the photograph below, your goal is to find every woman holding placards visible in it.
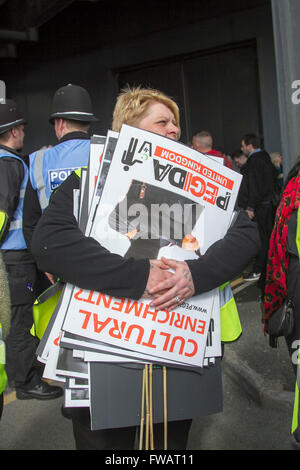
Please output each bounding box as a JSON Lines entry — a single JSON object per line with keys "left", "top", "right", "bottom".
{"left": 31, "top": 86, "right": 260, "bottom": 450}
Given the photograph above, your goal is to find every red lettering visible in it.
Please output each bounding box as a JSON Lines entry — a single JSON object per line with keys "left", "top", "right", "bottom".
{"left": 54, "top": 334, "right": 60, "bottom": 346}
{"left": 142, "top": 305, "right": 158, "bottom": 321}
{"left": 124, "top": 324, "right": 144, "bottom": 344}
{"left": 184, "top": 316, "right": 197, "bottom": 332}
{"left": 169, "top": 336, "right": 185, "bottom": 355}
{"left": 174, "top": 313, "right": 185, "bottom": 329}
{"left": 93, "top": 315, "right": 111, "bottom": 333}
{"left": 109, "top": 319, "right": 126, "bottom": 339}
{"left": 124, "top": 300, "right": 144, "bottom": 317}
{"left": 154, "top": 145, "right": 234, "bottom": 190}
{"left": 190, "top": 176, "right": 206, "bottom": 198}
{"left": 196, "top": 320, "right": 206, "bottom": 334}
{"left": 203, "top": 182, "right": 218, "bottom": 205}
{"left": 95, "top": 293, "right": 112, "bottom": 307}
{"left": 142, "top": 329, "right": 157, "bottom": 349}
{"left": 160, "top": 332, "right": 171, "bottom": 351}
{"left": 111, "top": 298, "right": 125, "bottom": 312}
{"left": 185, "top": 339, "right": 198, "bottom": 357}
{"left": 74, "top": 288, "right": 83, "bottom": 300}
{"left": 74, "top": 289, "right": 95, "bottom": 304}
{"left": 157, "top": 309, "right": 170, "bottom": 324}
{"left": 169, "top": 311, "right": 176, "bottom": 326}
{"left": 79, "top": 309, "right": 92, "bottom": 329}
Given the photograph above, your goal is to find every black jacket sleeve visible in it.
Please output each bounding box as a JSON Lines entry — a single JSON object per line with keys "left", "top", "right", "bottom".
{"left": 0, "top": 157, "right": 24, "bottom": 216}
{"left": 0, "top": 157, "right": 24, "bottom": 245}
{"left": 186, "top": 210, "right": 261, "bottom": 295}
{"left": 31, "top": 172, "right": 150, "bottom": 300}
{"left": 23, "top": 179, "right": 42, "bottom": 250}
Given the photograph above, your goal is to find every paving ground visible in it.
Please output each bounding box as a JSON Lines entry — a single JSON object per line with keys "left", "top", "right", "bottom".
{"left": 0, "top": 279, "right": 297, "bottom": 451}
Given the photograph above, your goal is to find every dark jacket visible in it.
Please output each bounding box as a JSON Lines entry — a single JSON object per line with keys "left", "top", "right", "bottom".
{"left": 30, "top": 169, "right": 261, "bottom": 427}
{"left": 237, "top": 149, "right": 276, "bottom": 211}
{"left": 31, "top": 171, "right": 261, "bottom": 299}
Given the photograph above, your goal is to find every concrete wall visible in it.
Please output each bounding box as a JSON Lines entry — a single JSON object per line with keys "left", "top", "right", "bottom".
{"left": 271, "top": 0, "right": 300, "bottom": 172}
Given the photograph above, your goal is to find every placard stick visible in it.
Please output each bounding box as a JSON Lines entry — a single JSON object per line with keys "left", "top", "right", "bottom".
{"left": 145, "top": 364, "right": 150, "bottom": 450}
{"left": 149, "top": 364, "right": 154, "bottom": 450}
{"left": 139, "top": 367, "right": 146, "bottom": 450}
{"left": 163, "top": 366, "right": 168, "bottom": 450}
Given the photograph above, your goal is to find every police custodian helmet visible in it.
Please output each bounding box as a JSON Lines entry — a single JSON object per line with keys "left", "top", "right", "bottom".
{"left": 0, "top": 99, "right": 26, "bottom": 135}
{"left": 49, "top": 84, "right": 98, "bottom": 123}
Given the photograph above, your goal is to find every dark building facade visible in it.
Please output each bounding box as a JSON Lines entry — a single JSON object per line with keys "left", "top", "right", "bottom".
{"left": 0, "top": 0, "right": 299, "bottom": 172}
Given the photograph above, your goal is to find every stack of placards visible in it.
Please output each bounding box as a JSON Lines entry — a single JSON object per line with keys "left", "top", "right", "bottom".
{"left": 36, "top": 125, "right": 242, "bottom": 428}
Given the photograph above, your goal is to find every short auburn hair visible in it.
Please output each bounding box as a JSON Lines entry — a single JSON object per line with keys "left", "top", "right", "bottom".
{"left": 112, "top": 85, "right": 180, "bottom": 137}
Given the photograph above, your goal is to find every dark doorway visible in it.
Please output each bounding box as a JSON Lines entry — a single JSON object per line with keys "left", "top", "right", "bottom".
{"left": 116, "top": 41, "right": 262, "bottom": 155}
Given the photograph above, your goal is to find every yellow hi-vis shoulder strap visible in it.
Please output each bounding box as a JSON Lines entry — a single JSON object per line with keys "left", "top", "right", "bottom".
{"left": 0, "top": 363, "right": 7, "bottom": 395}
{"left": 74, "top": 167, "right": 87, "bottom": 179}
{"left": 0, "top": 210, "right": 8, "bottom": 243}
{"left": 292, "top": 369, "right": 300, "bottom": 435}
{"left": 291, "top": 206, "right": 300, "bottom": 434}
{"left": 219, "top": 282, "right": 242, "bottom": 343}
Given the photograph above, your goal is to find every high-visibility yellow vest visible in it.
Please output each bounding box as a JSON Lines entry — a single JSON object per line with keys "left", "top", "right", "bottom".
{"left": 219, "top": 282, "right": 242, "bottom": 343}
{"left": 291, "top": 206, "right": 300, "bottom": 435}
{"left": 0, "top": 323, "right": 7, "bottom": 395}
{"left": 75, "top": 167, "right": 85, "bottom": 178}
{"left": 30, "top": 282, "right": 63, "bottom": 340}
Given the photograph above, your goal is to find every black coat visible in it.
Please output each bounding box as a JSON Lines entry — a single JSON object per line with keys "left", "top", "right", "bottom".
{"left": 31, "top": 171, "right": 261, "bottom": 299}
{"left": 237, "top": 150, "right": 276, "bottom": 211}
{"left": 30, "top": 170, "right": 261, "bottom": 427}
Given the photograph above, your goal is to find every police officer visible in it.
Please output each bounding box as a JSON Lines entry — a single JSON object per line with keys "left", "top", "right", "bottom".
{"left": 0, "top": 99, "right": 63, "bottom": 400}
{"left": 23, "top": 83, "right": 98, "bottom": 253}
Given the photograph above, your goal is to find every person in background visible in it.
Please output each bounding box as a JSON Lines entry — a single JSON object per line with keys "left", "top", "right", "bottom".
{"left": 192, "top": 130, "right": 233, "bottom": 169}
{"left": 263, "top": 156, "right": 300, "bottom": 449}
{"left": 239, "top": 134, "right": 276, "bottom": 285}
{"left": 0, "top": 99, "right": 62, "bottom": 400}
{"left": 232, "top": 149, "right": 248, "bottom": 173}
{"left": 23, "top": 83, "right": 98, "bottom": 288}
{"left": 23, "top": 84, "right": 99, "bottom": 417}
{"left": 271, "top": 151, "right": 284, "bottom": 190}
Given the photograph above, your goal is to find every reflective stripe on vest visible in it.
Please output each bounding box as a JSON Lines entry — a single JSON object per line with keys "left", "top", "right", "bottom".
{"left": 0, "top": 150, "right": 28, "bottom": 250}
{"left": 0, "top": 323, "right": 7, "bottom": 395}
{"left": 219, "top": 282, "right": 242, "bottom": 343}
{"left": 33, "top": 147, "right": 48, "bottom": 210}
{"left": 291, "top": 206, "right": 300, "bottom": 434}
{"left": 292, "top": 366, "right": 300, "bottom": 435}
{"left": 29, "top": 139, "right": 90, "bottom": 211}
{"left": 0, "top": 211, "right": 7, "bottom": 240}
{"left": 0, "top": 363, "right": 6, "bottom": 395}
